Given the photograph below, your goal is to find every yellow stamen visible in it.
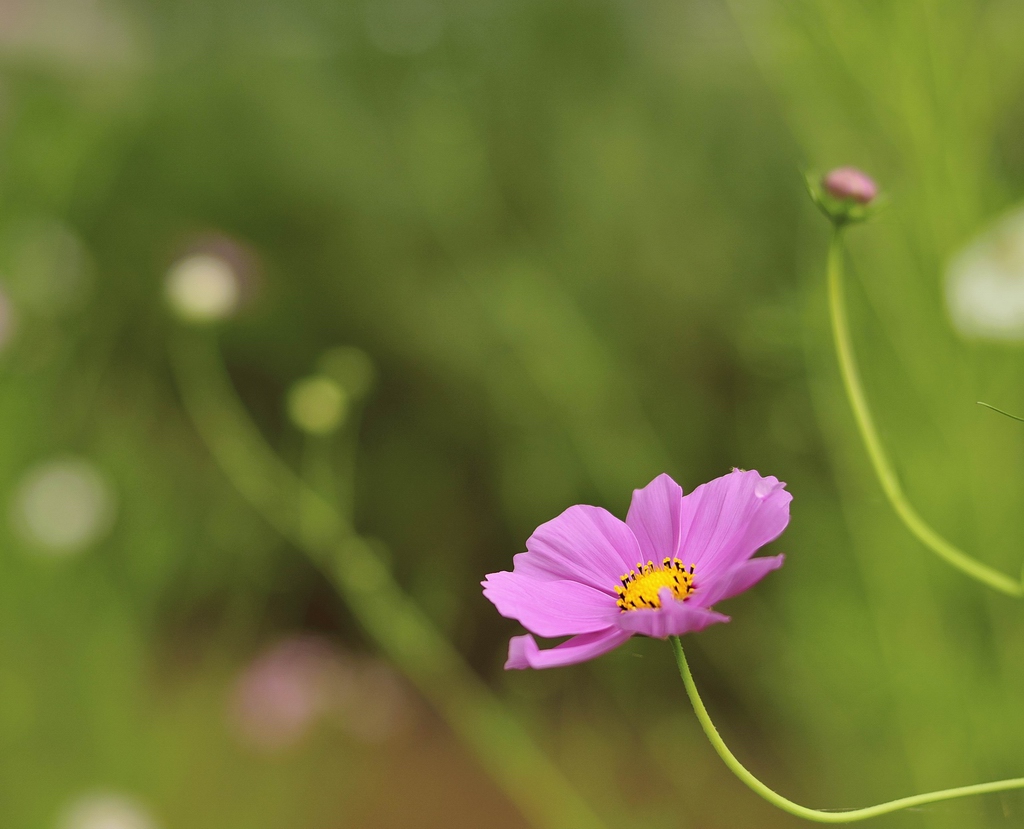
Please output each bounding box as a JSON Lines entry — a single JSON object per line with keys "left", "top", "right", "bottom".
{"left": 615, "top": 557, "right": 694, "bottom": 611}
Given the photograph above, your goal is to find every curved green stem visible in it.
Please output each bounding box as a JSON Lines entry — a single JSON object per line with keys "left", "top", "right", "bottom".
{"left": 827, "top": 228, "right": 1023, "bottom": 597}
{"left": 169, "top": 331, "right": 610, "bottom": 829}
{"left": 672, "top": 637, "right": 1024, "bottom": 822}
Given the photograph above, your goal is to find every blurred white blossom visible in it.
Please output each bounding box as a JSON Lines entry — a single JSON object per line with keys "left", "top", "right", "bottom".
{"left": 1, "top": 219, "right": 93, "bottom": 317}
{"left": 57, "top": 793, "right": 157, "bottom": 829}
{"left": 10, "top": 457, "right": 116, "bottom": 556}
{"left": 164, "top": 253, "right": 241, "bottom": 323}
{"left": 946, "top": 207, "right": 1024, "bottom": 341}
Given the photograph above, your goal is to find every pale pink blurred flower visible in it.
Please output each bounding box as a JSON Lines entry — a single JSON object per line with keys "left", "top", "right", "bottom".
{"left": 230, "top": 636, "right": 411, "bottom": 751}
{"left": 231, "top": 636, "right": 343, "bottom": 751}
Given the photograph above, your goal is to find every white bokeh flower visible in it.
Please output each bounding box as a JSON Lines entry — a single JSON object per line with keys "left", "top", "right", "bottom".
{"left": 1, "top": 218, "right": 93, "bottom": 317}
{"left": 10, "top": 457, "right": 116, "bottom": 556}
{"left": 164, "top": 253, "right": 241, "bottom": 323}
{"left": 57, "top": 793, "right": 157, "bottom": 829}
{"left": 946, "top": 207, "right": 1024, "bottom": 341}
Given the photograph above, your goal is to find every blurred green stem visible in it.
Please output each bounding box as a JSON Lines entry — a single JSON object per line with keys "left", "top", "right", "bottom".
{"left": 672, "top": 637, "right": 1024, "bottom": 822}
{"left": 169, "top": 331, "right": 611, "bottom": 829}
{"left": 826, "top": 227, "right": 1023, "bottom": 597}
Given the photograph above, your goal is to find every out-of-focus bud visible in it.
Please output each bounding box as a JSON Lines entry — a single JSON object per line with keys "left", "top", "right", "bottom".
{"left": 318, "top": 346, "right": 376, "bottom": 401}
{"left": 822, "top": 167, "right": 878, "bottom": 204}
{"left": 10, "top": 457, "right": 116, "bottom": 557}
{"left": 287, "top": 375, "right": 348, "bottom": 435}
{"left": 806, "top": 167, "right": 884, "bottom": 226}
{"left": 57, "top": 793, "right": 157, "bottom": 829}
{"left": 946, "top": 206, "right": 1024, "bottom": 340}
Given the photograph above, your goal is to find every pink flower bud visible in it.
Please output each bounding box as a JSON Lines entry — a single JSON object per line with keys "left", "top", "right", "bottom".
{"left": 822, "top": 167, "right": 878, "bottom": 204}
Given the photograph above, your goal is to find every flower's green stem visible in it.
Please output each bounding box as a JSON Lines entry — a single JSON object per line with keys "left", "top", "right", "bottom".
{"left": 826, "top": 228, "right": 1024, "bottom": 597}
{"left": 672, "top": 637, "right": 1024, "bottom": 822}
{"left": 169, "top": 331, "right": 611, "bottom": 829}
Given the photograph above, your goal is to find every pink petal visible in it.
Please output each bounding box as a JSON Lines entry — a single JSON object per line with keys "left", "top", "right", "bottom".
{"left": 515, "top": 505, "right": 643, "bottom": 593}
{"left": 626, "top": 473, "right": 683, "bottom": 564}
{"left": 678, "top": 469, "right": 791, "bottom": 580}
{"left": 692, "top": 554, "right": 784, "bottom": 607}
{"left": 482, "top": 571, "right": 620, "bottom": 638}
{"left": 505, "top": 628, "right": 632, "bottom": 670}
{"left": 614, "top": 588, "right": 730, "bottom": 639}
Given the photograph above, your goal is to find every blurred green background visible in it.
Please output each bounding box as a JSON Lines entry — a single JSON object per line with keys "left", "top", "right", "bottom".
{"left": 4, "top": 0, "right": 1024, "bottom": 827}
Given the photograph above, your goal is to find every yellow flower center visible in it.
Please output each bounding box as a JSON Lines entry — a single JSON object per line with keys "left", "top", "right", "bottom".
{"left": 615, "top": 558, "right": 694, "bottom": 611}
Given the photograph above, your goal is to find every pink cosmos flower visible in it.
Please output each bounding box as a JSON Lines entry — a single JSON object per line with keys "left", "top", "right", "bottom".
{"left": 483, "top": 470, "right": 791, "bottom": 669}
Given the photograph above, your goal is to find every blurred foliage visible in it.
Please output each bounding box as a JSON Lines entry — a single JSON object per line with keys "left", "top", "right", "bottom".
{"left": 4, "top": 0, "right": 1024, "bottom": 826}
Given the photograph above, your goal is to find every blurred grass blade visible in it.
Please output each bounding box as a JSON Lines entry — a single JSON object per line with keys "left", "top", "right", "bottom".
{"left": 168, "top": 331, "right": 612, "bottom": 829}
